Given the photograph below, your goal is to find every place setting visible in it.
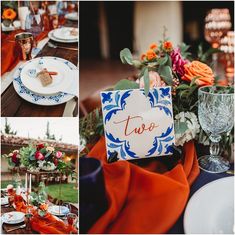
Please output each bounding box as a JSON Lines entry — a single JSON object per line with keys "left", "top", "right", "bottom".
{"left": 48, "top": 26, "right": 79, "bottom": 44}
{"left": 13, "top": 56, "right": 78, "bottom": 106}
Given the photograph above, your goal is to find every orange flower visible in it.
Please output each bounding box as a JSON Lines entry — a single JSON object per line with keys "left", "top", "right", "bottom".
{"left": 163, "top": 41, "right": 173, "bottom": 51}
{"left": 2, "top": 8, "right": 16, "bottom": 21}
{"left": 39, "top": 203, "right": 48, "bottom": 211}
{"left": 146, "top": 49, "right": 157, "bottom": 60}
{"left": 182, "top": 61, "right": 214, "bottom": 86}
{"left": 141, "top": 54, "right": 146, "bottom": 60}
{"left": 150, "top": 43, "right": 158, "bottom": 50}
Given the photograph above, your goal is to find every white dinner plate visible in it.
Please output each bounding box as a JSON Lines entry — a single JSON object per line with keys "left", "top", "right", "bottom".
{"left": 65, "top": 12, "right": 78, "bottom": 21}
{"left": 48, "top": 29, "right": 78, "bottom": 43}
{"left": 0, "top": 197, "right": 8, "bottom": 206}
{"left": 21, "top": 57, "right": 73, "bottom": 95}
{"left": 53, "top": 27, "right": 78, "bottom": 41}
{"left": 13, "top": 57, "right": 77, "bottom": 106}
{"left": 2, "top": 212, "right": 25, "bottom": 224}
{"left": 184, "top": 176, "right": 234, "bottom": 234}
{"left": 48, "top": 205, "right": 70, "bottom": 216}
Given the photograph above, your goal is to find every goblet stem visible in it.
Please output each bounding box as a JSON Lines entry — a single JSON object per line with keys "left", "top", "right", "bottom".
{"left": 209, "top": 134, "right": 221, "bottom": 156}
{"left": 198, "top": 134, "right": 230, "bottom": 173}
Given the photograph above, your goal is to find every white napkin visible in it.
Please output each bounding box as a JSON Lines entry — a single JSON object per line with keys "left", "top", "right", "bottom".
{"left": 61, "top": 70, "right": 78, "bottom": 96}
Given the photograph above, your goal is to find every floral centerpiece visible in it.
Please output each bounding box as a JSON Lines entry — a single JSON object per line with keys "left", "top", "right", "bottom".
{"left": 4, "top": 142, "right": 74, "bottom": 174}
{"left": 80, "top": 35, "right": 233, "bottom": 158}
{"left": 20, "top": 143, "right": 68, "bottom": 172}
{"left": 118, "top": 39, "right": 215, "bottom": 147}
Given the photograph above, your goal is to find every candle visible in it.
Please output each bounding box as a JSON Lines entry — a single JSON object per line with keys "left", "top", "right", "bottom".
{"left": 25, "top": 173, "right": 28, "bottom": 192}
{"left": 29, "top": 174, "right": 32, "bottom": 193}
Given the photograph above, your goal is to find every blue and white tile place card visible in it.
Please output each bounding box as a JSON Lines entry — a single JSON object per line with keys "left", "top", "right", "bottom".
{"left": 100, "top": 87, "right": 175, "bottom": 161}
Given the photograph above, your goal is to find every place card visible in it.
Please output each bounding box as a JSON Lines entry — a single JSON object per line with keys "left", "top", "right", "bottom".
{"left": 100, "top": 87, "right": 175, "bottom": 161}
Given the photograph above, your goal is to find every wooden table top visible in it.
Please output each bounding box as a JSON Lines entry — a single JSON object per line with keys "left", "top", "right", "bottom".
{"left": 1, "top": 203, "right": 78, "bottom": 234}
{"left": 1, "top": 20, "right": 78, "bottom": 117}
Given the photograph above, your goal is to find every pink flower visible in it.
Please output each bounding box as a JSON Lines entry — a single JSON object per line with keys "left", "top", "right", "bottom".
{"left": 56, "top": 151, "right": 63, "bottom": 159}
{"left": 35, "top": 151, "right": 45, "bottom": 161}
{"left": 139, "top": 71, "right": 166, "bottom": 88}
{"left": 170, "top": 48, "right": 188, "bottom": 77}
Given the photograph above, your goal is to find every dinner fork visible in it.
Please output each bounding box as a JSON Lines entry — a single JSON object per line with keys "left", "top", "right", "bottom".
{"left": 5, "top": 224, "right": 26, "bottom": 232}
{"left": 47, "top": 42, "right": 78, "bottom": 51}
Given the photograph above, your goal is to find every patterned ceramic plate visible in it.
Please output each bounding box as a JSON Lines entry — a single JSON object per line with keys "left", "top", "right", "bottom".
{"left": 48, "top": 30, "right": 78, "bottom": 43}
{"left": 48, "top": 205, "right": 70, "bottom": 216}
{"left": 13, "top": 57, "right": 77, "bottom": 106}
{"left": 2, "top": 212, "right": 25, "bottom": 224}
{"left": 21, "top": 57, "right": 74, "bottom": 95}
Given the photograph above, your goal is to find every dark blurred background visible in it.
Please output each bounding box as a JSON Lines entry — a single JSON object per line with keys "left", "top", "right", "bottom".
{"left": 79, "top": 1, "right": 234, "bottom": 107}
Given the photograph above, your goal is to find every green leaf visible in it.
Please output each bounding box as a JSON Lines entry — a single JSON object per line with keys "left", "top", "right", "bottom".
{"left": 44, "top": 152, "right": 51, "bottom": 159}
{"left": 201, "top": 48, "right": 221, "bottom": 62}
{"left": 176, "top": 84, "right": 190, "bottom": 90}
{"left": 40, "top": 148, "right": 47, "bottom": 154}
{"left": 114, "top": 79, "right": 139, "bottom": 90}
{"left": 158, "top": 65, "right": 173, "bottom": 85}
{"left": 179, "top": 42, "right": 191, "bottom": 59}
{"left": 197, "top": 43, "right": 221, "bottom": 62}
{"left": 38, "top": 210, "right": 47, "bottom": 217}
{"left": 120, "top": 48, "right": 133, "bottom": 65}
{"left": 197, "top": 43, "right": 203, "bottom": 59}
{"left": 132, "top": 60, "right": 142, "bottom": 69}
{"left": 143, "top": 67, "right": 150, "bottom": 97}
{"left": 179, "top": 42, "right": 190, "bottom": 52}
{"left": 29, "top": 150, "right": 36, "bottom": 160}
{"left": 190, "top": 76, "right": 200, "bottom": 86}
{"left": 157, "top": 55, "right": 168, "bottom": 66}
{"left": 166, "top": 54, "right": 172, "bottom": 67}
{"left": 174, "top": 121, "right": 188, "bottom": 135}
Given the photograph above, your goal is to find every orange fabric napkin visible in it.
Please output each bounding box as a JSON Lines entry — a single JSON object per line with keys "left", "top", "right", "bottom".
{"left": 14, "top": 194, "right": 27, "bottom": 213}
{"left": 1, "top": 30, "right": 48, "bottom": 76}
{"left": 30, "top": 212, "right": 78, "bottom": 234}
{"left": 87, "top": 136, "right": 200, "bottom": 234}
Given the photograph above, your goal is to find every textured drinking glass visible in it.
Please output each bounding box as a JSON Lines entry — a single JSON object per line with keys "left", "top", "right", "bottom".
{"left": 198, "top": 86, "right": 234, "bottom": 173}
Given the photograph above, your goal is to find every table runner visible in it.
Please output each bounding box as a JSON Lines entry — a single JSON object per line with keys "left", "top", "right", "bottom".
{"left": 87, "top": 136, "right": 199, "bottom": 234}
{"left": 4, "top": 193, "right": 78, "bottom": 234}
{"left": 30, "top": 212, "right": 77, "bottom": 234}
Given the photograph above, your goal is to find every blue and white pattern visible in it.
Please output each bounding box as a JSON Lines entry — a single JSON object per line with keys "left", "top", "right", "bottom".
{"left": 13, "top": 57, "right": 78, "bottom": 106}
{"left": 101, "top": 87, "right": 175, "bottom": 161}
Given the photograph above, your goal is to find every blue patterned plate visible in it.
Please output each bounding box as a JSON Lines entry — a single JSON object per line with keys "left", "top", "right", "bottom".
{"left": 13, "top": 56, "right": 78, "bottom": 106}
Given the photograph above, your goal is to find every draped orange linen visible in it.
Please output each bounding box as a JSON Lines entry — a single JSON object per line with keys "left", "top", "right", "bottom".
{"left": 87, "top": 136, "right": 199, "bottom": 234}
